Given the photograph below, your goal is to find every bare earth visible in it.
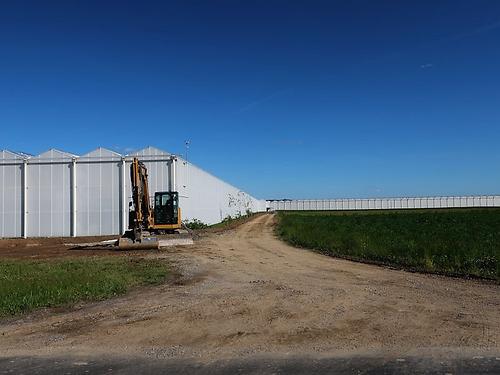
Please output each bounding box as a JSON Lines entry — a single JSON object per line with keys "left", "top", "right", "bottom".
{"left": 1, "top": 214, "right": 499, "bottom": 362}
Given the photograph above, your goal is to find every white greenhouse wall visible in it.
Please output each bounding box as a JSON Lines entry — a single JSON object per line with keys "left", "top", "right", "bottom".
{"left": 26, "top": 150, "right": 73, "bottom": 237}
{"left": 76, "top": 148, "right": 122, "bottom": 236}
{"left": 267, "top": 196, "right": 500, "bottom": 211}
{"left": 176, "top": 158, "right": 264, "bottom": 224}
{"left": 0, "top": 146, "right": 266, "bottom": 238}
{"left": 2, "top": 145, "right": 499, "bottom": 238}
{"left": 0, "top": 151, "right": 23, "bottom": 237}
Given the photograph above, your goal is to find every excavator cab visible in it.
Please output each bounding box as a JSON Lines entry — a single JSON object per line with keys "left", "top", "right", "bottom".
{"left": 154, "top": 191, "right": 179, "bottom": 226}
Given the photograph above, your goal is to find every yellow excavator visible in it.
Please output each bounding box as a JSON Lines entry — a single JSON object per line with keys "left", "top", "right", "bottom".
{"left": 118, "top": 157, "right": 182, "bottom": 250}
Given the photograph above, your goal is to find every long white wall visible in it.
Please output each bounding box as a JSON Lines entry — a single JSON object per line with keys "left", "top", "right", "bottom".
{"left": 4, "top": 145, "right": 497, "bottom": 238}
{"left": 177, "top": 157, "right": 265, "bottom": 224}
{"left": 267, "top": 196, "right": 500, "bottom": 211}
{"left": 0, "top": 146, "right": 265, "bottom": 238}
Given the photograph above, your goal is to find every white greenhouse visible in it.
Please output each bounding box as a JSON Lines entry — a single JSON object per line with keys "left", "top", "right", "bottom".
{"left": 0, "top": 146, "right": 266, "bottom": 238}
{"left": 266, "top": 196, "right": 500, "bottom": 211}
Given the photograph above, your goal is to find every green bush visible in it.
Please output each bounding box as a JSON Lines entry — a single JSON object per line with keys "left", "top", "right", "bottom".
{"left": 277, "top": 209, "right": 500, "bottom": 281}
{"left": 183, "top": 218, "right": 208, "bottom": 229}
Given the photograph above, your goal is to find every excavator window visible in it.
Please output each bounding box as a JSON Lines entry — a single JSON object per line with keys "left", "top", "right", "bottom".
{"left": 154, "top": 192, "right": 179, "bottom": 225}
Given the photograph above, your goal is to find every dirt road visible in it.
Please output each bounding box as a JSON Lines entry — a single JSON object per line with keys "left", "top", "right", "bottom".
{"left": 1, "top": 214, "right": 499, "bottom": 361}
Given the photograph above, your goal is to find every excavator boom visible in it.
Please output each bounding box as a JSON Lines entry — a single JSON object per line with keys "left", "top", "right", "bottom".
{"left": 130, "top": 158, "right": 154, "bottom": 233}
{"left": 118, "top": 158, "right": 159, "bottom": 249}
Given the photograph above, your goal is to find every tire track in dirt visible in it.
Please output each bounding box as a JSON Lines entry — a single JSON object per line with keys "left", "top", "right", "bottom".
{"left": 0, "top": 214, "right": 499, "bottom": 361}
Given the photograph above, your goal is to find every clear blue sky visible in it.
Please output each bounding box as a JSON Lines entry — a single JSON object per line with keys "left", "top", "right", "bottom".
{"left": 1, "top": 1, "right": 499, "bottom": 199}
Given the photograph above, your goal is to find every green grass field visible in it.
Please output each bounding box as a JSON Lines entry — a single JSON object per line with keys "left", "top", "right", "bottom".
{"left": 0, "top": 257, "right": 169, "bottom": 317}
{"left": 277, "top": 208, "right": 500, "bottom": 280}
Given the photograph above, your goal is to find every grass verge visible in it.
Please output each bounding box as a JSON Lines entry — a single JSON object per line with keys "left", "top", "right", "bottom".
{"left": 0, "top": 256, "right": 169, "bottom": 317}
{"left": 276, "top": 209, "right": 500, "bottom": 281}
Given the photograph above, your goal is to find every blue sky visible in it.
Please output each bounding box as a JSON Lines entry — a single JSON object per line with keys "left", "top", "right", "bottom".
{"left": 1, "top": 1, "right": 499, "bottom": 199}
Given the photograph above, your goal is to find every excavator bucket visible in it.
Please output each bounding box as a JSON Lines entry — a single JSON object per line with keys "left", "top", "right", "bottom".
{"left": 117, "top": 235, "right": 159, "bottom": 250}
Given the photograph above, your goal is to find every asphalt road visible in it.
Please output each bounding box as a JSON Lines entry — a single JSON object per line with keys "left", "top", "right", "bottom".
{"left": 2, "top": 355, "right": 500, "bottom": 375}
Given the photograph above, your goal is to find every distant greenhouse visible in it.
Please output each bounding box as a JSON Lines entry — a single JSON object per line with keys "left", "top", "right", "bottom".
{"left": 0, "top": 146, "right": 266, "bottom": 238}
{"left": 266, "top": 196, "right": 500, "bottom": 211}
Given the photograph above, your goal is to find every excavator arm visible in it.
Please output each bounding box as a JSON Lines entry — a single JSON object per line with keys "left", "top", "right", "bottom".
{"left": 118, "top": 158, "right": 159, "bottom": 249}
{"left": 130, "top": 157, "right": 154, "bottom": 234}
